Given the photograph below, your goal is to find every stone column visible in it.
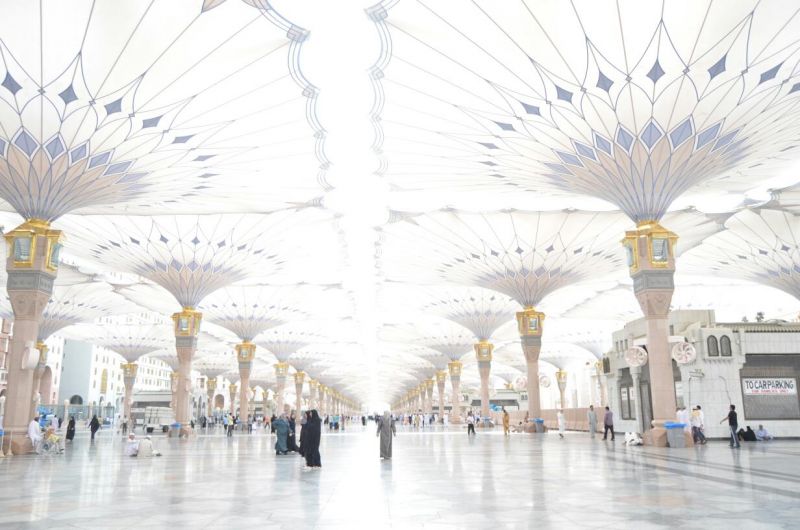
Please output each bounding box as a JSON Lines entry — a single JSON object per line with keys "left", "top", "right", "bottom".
{"left": 517, "top": 307, "right": 544, "bottom": 419}
{"left": 308, "top": 379, "right": 318, "bottom": 410}
{"left": 229, "top": 383, "right": 237, "bottom": 416}
{"left": 274, "top": 362, "right": 289, "bottom": 414}
{"left": 596, "top": 361, "right": 608, "bottom": 406}
{"left": 630, "top": 366, "right": 645, "bottom": 433}
{"left": 448, "top": 361, "right": 462, "bottom": 423}
{"left": 206, "top": 377, "right": 217, "bottom": 417}
{"left": 29, "top": 341, "right": 49, "bottom": 419}
{"left": 122, "top": 362, "right": 138, "bottom": 426}
{"left": 436, "top": 370, "right": 447, "bottom": 421}
{"left": 425, "top": 379, "right": 434, "bottom": 415}
{"left": 235, "top": 341, "right": 255, "bottom": 425}
{"left": 556, "top": 369, "right": 568, "bottom": 409}
{"left": 171, "top": 308, "right": 202, "bottom": 436}
{"left": 475, "top": 341, "right": 493, "bottom": 420}
{"left": 623, "top": 221, "right": 678, "bottom": 445}
{"left": 294, "top": 371, "right": 305, "bottom": 414}
{"left": 3, "top": 219, "right": 61, "bottom": 454}
{"left": 169, "top": 372, "right": 179, "bottom": 410}
{"left": 318, "top": 385, "right": 326, "bottom": 416}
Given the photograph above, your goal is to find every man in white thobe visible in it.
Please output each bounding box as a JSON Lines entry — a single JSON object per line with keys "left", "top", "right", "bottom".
{"left": 28, "top": 416, "right": 43, "bottom": 453}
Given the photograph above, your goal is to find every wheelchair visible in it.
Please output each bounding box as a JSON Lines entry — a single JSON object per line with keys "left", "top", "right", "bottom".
{"left": 36, "top": 436, "right": 64, "bottom": 455}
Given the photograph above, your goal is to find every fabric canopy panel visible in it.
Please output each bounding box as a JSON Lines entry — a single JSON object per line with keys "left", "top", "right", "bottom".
{"left": 370, "top": 0, "right": 800, "bottom": 221}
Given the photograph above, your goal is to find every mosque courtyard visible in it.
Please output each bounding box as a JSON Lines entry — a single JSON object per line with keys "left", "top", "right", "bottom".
{"left": 1, "top": 426, "right": 797, "bottom": 529}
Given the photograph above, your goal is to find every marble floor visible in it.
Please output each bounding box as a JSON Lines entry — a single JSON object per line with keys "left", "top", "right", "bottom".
{"left": 0, "top": 425, "right": 798, "bottom": 529}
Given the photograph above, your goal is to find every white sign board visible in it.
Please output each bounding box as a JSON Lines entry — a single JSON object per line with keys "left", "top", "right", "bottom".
{"left": 742, "top": 378, "right": 797, "bottom": 396}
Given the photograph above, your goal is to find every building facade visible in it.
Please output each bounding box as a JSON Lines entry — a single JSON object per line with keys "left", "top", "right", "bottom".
{"left": 607, "top": 310, "right": 800, "bottom": 438}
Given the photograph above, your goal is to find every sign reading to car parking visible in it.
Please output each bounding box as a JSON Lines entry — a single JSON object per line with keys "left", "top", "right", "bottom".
{"left": 742, "top": 378, "right": 797, "bottom": 396}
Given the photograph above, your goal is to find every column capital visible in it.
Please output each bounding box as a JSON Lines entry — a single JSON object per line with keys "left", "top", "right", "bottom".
{"left": 555, "top": 369, "right": 568, "bottom": 385}
{"left": 516, "top": 307, "right": 544, "bottom": 337}
{"left": 435, "top": 370, "right": 447, "bottom": 383}
{"left": 309, "top": 379, "right": 319, "bottom": 389}
{"left": 235, "top": 341, "right": 256, "bottom": 362}
{"left": 207, "top": 377, "right": 217, "bottom": 392}
{"left": 35, "top": 340, "right": 49, "bottom": 367}
{"left": 447, "top": 360, "right": 462, "bottom": 377}
{"left": 622, "top": 221, "right": 678, "bottom": 274}
{"left": 121, "top": 362, "right": 138, "bottom": 379}
{"left": 172, "top": 307, "right": 203, "bottom": 337}
{"left": 229, "top": 383, "right": 238, "bottom": 395}
{"left": 424, "top": 378, "right": 435, "bottom": 390}
{"left": 293, "top": 371, "right": 306, "bottom": 385}
{"left": 474, "top": 340, "right": 493, "bottom": 362}
{"left": 274, "top": 361, "right": 290, "bottom": 378}
{"left": 4, "top": 218, "right": 63, "bottom": 274}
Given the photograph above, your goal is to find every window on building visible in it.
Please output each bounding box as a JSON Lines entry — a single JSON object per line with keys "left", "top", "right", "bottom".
{"left": 720, "top": 335, "right": 732, "bottom": 357}
{"left": 620, "top": 386, "right": 636, "bottom": 420}
{"left": 707, "top": 336, "right": 719, "bottom": 356}
{"left": 669, "top": 324, "right": 675, "bottom": 335}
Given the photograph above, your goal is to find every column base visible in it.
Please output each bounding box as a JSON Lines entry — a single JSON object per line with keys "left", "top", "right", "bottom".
{"left": 2, "top": 433, "right": 34, "bottom": 455}
{"left": 169, "top": 425, "right": 193, "bottom": 438}
{"left": 643, "top": 427, "right": 668, "bottom": 447}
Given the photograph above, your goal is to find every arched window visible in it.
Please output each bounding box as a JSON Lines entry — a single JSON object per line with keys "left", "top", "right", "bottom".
{"left": 720, "top": 335, "right": 732, "bottom": 357}
{"left": 100, "top": 369, "right": 108, "bottom": 394}
{"left": 69, "top": 395, "right": 83, "bottom": 405}
{"left": 707, "top": 336, "right": 719, "bottom": 357}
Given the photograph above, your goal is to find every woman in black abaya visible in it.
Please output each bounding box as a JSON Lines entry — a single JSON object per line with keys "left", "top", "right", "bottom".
{"left": 304, "top": 409, "right": 322, "bottom": 468}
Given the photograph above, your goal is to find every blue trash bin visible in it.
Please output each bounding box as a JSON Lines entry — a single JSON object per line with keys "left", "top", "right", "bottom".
{"left": 665, "top": 422, "right": 686, "bottom": 448}
{"left": 170, "top": 422, "right": 182, "bottom": 437}
{"left": 534, "top": 418, "right": 545, "bottom": 433}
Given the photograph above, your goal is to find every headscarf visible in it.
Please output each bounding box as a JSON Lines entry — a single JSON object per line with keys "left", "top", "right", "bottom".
{"left": 383, "top": 410, "right": 391, "bottom": 421}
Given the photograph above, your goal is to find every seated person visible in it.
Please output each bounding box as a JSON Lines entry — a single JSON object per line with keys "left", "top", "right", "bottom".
{"left": 741, "top": 426, "right": 758, "bottom": 442}
{"left": 136, "top": 436, "right": 161, "bottom": 457}
{"left": 755, "top": 424, "right": 774, "bottom": 441}
{"left": 124, "top": 433, "right": 139, "bottom": 457}
{"left": 28, "top": 416, "right": 43, "bottom": 453}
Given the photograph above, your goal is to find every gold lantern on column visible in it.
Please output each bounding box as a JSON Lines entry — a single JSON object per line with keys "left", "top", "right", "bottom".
{"left": 474, "top": 340, "right": 493, "bottom": 362}
{"left": 447, "top": 361, "right": 462, "bottom": 377}
{"left": 171, "top": 308, "right": 202, "bottom": 337}
{"left": 5, "top": 219, "right": 63, "bottom": 271}
{"left": 274, "top": 361, "right": 290, "bottom": 378}
{"left": 622, "top": 221, "right": 678, "bottom": 273}
{"left": 516, "top": 306, "right": 544, "bottom": 337}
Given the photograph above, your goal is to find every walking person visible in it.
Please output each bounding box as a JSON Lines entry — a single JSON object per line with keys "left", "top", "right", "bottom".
{"left": 89, "top": 415, "right": 101, "bottom": 442}
{"left": 466, "top": 411, "right": 476, "bottom": 436}
{"left": 587, "top": 405, "right": 597, "bottom": 439}
{"left": 377, "top": 411, "right": 396, "bottom": 459}
{"left": 690, "top": 406, "right": 707, "bottom": 445}
{"left": 66, "top": 416, "right": 76, "bottom": 443}
{"left": 557, "top": 409, "right": 566, "bottom": 439}
{"left": 502, "top": 407, "right": 510, "bottom": 436}
{"left": 303, "top": 410, "right": 322, "bottom": 469}
{"left": 719, "top": 404, "right": 740, "bottom": 448}
{"left": 602, "top": 406, "right": 614, "bottom": 441}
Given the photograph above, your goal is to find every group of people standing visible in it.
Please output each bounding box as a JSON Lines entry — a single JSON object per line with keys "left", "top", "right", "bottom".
{"left": 273, "top": 410, "right": 322, "bottom": 468}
